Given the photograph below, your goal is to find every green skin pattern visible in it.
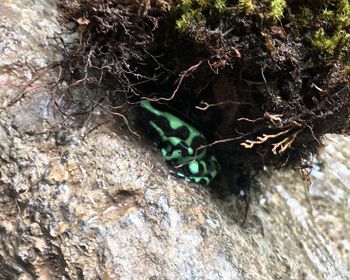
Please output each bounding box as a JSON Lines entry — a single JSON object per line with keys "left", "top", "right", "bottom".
{"left": 140, "top": 101, "right": 220, "bottom": 185}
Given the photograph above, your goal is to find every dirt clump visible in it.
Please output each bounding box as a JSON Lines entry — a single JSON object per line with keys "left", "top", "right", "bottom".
{"left": 56, "top": 0, "right": 350, "bottom": 191}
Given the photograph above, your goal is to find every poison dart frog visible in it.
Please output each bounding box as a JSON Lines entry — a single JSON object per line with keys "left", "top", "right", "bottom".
{"left": 140, "top": 100, "right": 220, "bottom": 185}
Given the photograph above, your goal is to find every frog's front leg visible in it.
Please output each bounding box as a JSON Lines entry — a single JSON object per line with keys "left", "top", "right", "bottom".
{"left": 186, "top": 157, "right": 220, "bottom": 185}
{"left": 167, "top": 157, "right": 220, "bottom": 185}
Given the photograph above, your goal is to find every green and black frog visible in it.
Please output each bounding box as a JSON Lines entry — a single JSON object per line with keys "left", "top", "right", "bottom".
{"left": 139, "top": 100, "right": 220, "bottom": 185}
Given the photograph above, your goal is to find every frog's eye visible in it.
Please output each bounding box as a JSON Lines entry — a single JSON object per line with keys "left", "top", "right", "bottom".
{"left": 146, "top": 112, "right": 189, "bottom": 138}
{"left": 155, "top": 116, "right": 172, "bottom": 132}
{"left": 165, "top": 126, "right": 190, "bottom": 140}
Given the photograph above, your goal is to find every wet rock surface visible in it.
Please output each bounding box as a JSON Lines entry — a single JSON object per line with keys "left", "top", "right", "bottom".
{"left": 0, "top": 1, "right": 349, "bottom": 279}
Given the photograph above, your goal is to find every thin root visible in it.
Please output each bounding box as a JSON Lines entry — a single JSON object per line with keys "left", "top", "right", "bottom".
{"left": 241, "top": 127, "right": 302, "bottom": 155}
{"left": 241, "top": 128, "right": 292, "bottom": 149}
{"left": 271, "top": 130, "right": 301, "bottom": 154}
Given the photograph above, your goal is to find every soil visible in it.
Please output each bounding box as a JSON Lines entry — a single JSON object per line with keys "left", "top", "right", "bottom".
{"left": 55, "top": 0, "right": 349, "bottom": 194}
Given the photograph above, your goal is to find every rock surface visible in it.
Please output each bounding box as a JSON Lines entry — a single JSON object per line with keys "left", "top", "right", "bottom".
{"left": 0, "top": 0, "right": 349, "bottom": 279}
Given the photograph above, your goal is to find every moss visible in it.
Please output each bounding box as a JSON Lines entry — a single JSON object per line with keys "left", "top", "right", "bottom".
{"left": 269, "top": 0, "right": 286, "bottom": 20}
{"left": 177, "top": 0, "right": 226, "bottom": 9}
{"left": 343, "top": 65, "right": 350, "bottom": 76}
{"left": 238, "top": 0, "right": 254, "bottom": 15}
{"left": 214, "top": 0, "right": 226, "bottom": 11}
{"left": 309, "top": 0, "right": 350, "bottom": 64}
{"left": 312, "top": 29, "right": 350, "bottom": 56}
{"left": 176, "top": 10, "right": 198, "bottom": 31}
{"left": 175, "top": 0, "right": 226, "bottom": 31}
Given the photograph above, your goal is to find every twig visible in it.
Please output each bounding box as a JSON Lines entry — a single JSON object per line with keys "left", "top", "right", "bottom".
{"left": 143, "top": 60, "right": 204, "bottom": 102}
{"left": 195, "top": 100, "right": 256, "bottom": 110}
{"left": 238, "top": 117, "right": 264, "bottom": 123}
